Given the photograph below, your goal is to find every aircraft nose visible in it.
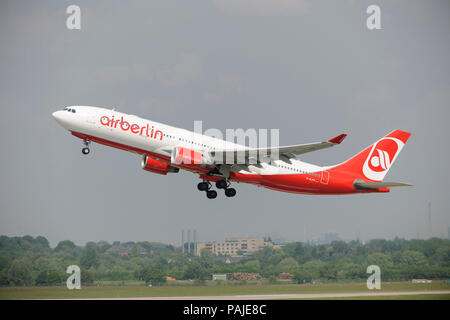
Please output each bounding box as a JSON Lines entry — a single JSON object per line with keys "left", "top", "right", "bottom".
{"left": 52, "top": 110, "right": 69, "bottom": 127}
{"left": 52, "top": 111, "right": 62, "bottom": 121}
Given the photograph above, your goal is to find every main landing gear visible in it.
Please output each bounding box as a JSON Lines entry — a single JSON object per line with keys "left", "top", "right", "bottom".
{"left": 215, "top": 179, "right": 236, "bottom": 198}
{"left": 82, "top": 140, "right": 91, "bottom": 155}
{"left": 197, "top": 181, "right": 217, "bottom": 199}
{"left": 197, "top": 179, "right": 236, "bottom": 199}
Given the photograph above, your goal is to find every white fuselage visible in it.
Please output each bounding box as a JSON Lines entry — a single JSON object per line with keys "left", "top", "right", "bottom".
{"left": 52, "top": 106, "right": 323, "bottom": 176}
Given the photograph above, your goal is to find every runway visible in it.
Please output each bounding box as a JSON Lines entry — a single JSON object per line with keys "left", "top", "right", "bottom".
{"left": 71, "top": 290, "right": 450, "bottom": 300}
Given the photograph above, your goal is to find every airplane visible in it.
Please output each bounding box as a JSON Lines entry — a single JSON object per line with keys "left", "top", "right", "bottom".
{"left": 52, "top": 106, "right": 411, "bottom": 199}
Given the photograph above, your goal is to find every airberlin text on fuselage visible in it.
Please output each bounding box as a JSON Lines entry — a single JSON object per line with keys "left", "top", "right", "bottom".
{"left": 100, "top": 115, "right": 163, "bottom": 140}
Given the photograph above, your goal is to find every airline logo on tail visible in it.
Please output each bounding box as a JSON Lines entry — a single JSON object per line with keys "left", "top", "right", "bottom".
{"left": 362, "top": 137, "right": 405, "bottom": 181}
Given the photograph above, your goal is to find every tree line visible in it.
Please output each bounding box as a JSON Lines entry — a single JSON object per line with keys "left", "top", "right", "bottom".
{"left": 0, "top": 235, "right": 449, "bottom": 286}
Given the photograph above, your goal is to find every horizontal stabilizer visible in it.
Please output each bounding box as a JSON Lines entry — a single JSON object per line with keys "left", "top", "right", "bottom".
{"left": 354, "top": 181, "right": 412, "bottom": 190}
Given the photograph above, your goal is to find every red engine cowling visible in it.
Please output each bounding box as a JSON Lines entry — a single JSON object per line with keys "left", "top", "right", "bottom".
{"left": 141, "top": 156, "right": 179, "bottom": 175}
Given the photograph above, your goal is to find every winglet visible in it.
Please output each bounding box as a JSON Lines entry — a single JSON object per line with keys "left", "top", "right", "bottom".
{"left": 328, "top": 133, "right": 347, "bottom": 144}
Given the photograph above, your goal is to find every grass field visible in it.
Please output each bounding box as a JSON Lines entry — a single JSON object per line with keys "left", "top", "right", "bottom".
{"left": 1, "top": 281, "right": 449, "bottom": 299}
{"left": 320, "top": 294, "right": 450, "bottom": 300}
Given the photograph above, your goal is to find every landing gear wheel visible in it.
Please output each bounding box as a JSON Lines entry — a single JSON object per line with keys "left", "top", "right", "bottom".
{"left": 225, "top": 188, "right": 236, "bottom": 197}
{"left": 216, "top": 179, "right": 228, "bottom": 189}
{"left": 206, "top": 190, "right": 217, "bottom": 199}
{"left": 197, "top": 182, "right": 209, "bottom": 191}
{"left": 82, "top": 139, "right": 91, "bottom": 155}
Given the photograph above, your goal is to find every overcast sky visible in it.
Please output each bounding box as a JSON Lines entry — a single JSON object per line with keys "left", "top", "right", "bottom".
{"left": 1, "top": 0, "right": 449, "bottom": 247}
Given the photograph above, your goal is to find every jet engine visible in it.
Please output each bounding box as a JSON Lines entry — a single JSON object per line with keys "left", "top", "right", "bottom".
{"left": 141, "top": 156, "right": 179, "bottom": 175}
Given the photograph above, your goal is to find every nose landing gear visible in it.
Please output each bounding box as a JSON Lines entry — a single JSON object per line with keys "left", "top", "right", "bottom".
{"left": 82, "top": 140, "right": 91, "bottom": 155}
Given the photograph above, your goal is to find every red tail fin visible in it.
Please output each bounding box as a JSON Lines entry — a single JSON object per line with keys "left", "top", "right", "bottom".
{"left": 331, "top": 130, "right": 411, "bottom": 182}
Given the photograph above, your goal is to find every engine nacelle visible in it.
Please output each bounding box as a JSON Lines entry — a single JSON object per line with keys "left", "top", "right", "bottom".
{"left": 171, "top": 146, "right": 214, "bottom": 166}
{"left": 141, "top": 156, "right": 179, "bottom": 175}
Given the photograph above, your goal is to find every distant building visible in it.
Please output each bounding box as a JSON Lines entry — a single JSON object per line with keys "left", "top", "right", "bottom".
{"left": 196, "top": 237, "right": 275, "bottom": 256}
{"left": 321, "top": 233, "right": 341, "bottom": 244}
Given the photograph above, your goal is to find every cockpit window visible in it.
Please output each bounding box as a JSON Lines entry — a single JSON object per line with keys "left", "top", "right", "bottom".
{"left": 62, "top": 107, "right": 76, "bottom": 113}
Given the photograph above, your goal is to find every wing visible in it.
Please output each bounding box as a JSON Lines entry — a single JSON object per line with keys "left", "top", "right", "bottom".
{"left": 210, "top": 133, "right": 347, "bottom": 164}
{"left": 270, "top": 133, "right": 347, "bottom": 158}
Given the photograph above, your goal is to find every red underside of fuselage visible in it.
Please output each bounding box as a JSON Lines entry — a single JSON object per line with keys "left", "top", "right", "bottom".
{"left": 72, "top": 131, "right": 385, "bottom": 195}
